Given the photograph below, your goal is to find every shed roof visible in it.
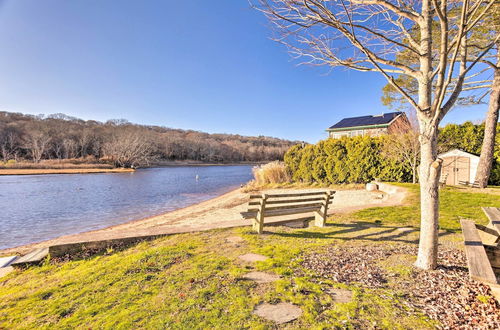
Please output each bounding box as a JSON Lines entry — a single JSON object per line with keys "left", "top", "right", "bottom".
{"left": 438, "top": 149, "right": 479, "bottom": 159}
{"left": 327, "top": 112, "right": 403, "bottom": 131}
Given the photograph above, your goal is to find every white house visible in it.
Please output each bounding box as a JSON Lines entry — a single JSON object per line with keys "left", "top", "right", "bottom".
{"left": 438, "top": 149, "right": 480, "bottom": 185}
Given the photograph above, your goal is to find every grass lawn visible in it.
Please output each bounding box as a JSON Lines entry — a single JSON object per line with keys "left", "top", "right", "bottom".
{"left": 1, "top": 184, "right": 499, "bottom": 329}
{"left": 355, "top": 183, "right": 500, "bottom": 231}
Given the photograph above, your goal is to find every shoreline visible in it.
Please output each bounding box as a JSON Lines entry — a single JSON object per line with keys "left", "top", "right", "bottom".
{"left": 0, "top": 187, "right": 247, "bottom": 255}
{"left": 0, "top": 185, "right": 407, "bottom": 256}
{"left": 0, "top": 168, "right": 135, "bottom": 176}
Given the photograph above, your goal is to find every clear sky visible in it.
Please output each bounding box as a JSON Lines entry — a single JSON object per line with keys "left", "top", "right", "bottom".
{"left": 0, "top": 0, "right": 490, "bottom": 143}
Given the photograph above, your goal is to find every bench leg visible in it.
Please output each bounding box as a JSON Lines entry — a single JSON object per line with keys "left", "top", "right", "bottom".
{"left": 314, "top": 211, "right": 326, "bottom": 227}
{"left": 252, "top": 217, "right": 264, "bottom": 234}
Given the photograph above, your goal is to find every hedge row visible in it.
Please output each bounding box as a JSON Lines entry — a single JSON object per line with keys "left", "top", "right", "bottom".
{"left": 284, "top": 136, "right": 412, "bottom": 184}
{"left": 285, "top": 121, "right": 500, "bottom": 185}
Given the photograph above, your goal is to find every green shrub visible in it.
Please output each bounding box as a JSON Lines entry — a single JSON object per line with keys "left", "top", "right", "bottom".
{"left": 284, "top": 136, "right": 412, "bottom": 184}
{"left": 296, "top": 144, "right": 316, "bottom": 183}
{"left": 284, "top": 144, "right": 304, "bottom": 181}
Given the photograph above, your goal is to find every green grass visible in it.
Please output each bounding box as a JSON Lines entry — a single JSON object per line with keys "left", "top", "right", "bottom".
{"left": 1, "top": 184, "right": 498, "bottom": 328}
{"left": 354, "top": 183, "right": 500, "bottom": 231}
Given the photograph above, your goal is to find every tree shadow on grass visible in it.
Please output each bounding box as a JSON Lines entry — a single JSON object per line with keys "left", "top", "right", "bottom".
{"left": 270, "top": 221, "right": 453, "bottom": 245}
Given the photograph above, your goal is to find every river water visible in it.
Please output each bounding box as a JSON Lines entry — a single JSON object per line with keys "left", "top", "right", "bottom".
{"left": 0, "top": 165, "right": 253, "bottom": 250}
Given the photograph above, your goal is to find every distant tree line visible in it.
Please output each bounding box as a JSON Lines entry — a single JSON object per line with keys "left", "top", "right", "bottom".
{"left": 0, "top": 111, "right": 296, "bottom": 167}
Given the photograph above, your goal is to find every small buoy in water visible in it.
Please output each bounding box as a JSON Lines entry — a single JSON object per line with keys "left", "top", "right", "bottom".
{"left": 195, "top": 174, "right": 199, "bottom": 181}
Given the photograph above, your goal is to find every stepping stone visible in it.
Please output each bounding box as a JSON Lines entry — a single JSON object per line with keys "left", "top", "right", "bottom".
{"left": 238, "top": 253, "right": 268, "bottom": 262}
{"left": 226, "top": 236, "right": 244, "bottom": 244}
{"left": 0, "top": 256, "right": 17, "bottom": 268}
{"left": 253, "top": 302, "right": 302, "bottom": 324}
{"left": 241, "top": 271, "right": 280, "bottom": 283}
{"left": 325, "top": 288, "right": 353, "bottom": 303}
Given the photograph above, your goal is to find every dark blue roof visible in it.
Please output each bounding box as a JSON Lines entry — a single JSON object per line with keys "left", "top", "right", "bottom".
{"left": 328, "top": 112, "right": 403, "bottom": 130}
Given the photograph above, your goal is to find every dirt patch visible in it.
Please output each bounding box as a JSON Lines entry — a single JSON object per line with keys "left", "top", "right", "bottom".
{"left": 301, "top": 244, "right": 417, "bottom": 287}
{"left": 406, "top": 248, "right": 500, "bottom": 329}
{"left": 300, "top": 243, "right": 500, "bottom": 329}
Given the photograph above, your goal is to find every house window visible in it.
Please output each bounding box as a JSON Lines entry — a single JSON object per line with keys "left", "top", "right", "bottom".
{"left": 349, "top": 130, "right": 364, "bottom": 137}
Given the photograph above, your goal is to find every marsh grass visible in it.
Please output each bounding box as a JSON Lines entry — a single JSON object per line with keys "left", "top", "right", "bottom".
{"left": 0, "top": 158, "right": 113, "bottom": 170}
{"left": 251, "top": 161, "right": 290, "bottom": 185}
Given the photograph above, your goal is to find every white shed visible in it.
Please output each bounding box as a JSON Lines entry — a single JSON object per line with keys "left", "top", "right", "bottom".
{"left": 438, "top": 149, "right": 480, "bottom": 185}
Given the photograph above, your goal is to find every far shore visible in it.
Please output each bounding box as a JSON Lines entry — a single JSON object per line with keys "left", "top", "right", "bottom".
{"left": 0, "top": 161, "right": 264, "bottom": 176}
{"left": 0, "top": 168, "right": 136, "bottom": 176}
{"left": 150, "top": 161, "right": 265, "bottom": 167}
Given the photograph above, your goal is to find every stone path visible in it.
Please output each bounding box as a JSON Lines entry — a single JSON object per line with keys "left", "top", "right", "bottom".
{"left": 326, "top": 288, "right": 353, "bottom": 303}
{"left": 238, "top": 253, "right": 268, "bottom": 262}
{"left": 226, "top": 236, "right": 245, "bottom": 246}
{"left": 237, "top": 250, "right": 353, "bottom": 324}
{"left": 253, "top": 303, "right": 303, "bottom": 324}
{"left": 241, "top": 271, "right": 280, "bottom": 284}
{"left": 237, "top": 251, "right": 302, "bottom": 323}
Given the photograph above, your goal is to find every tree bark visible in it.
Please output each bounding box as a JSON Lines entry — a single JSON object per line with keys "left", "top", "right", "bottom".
{"left": 415, "top": 124, "right": 442, "bottom": 270}
{"left": 414, "top": 0, "right": 442, "bottom": 270}
{"left": 475, "top": 52, "right": 500, "bottom": 188}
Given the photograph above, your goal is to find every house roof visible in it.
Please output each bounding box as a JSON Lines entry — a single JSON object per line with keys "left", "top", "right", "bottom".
{"left": 327, "top": 112, "right": 403, "bottom": 131}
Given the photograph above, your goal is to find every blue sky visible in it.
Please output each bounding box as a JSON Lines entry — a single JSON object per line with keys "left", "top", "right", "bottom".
{"left": 0, "top": 0, "right": 490, "bottom": 143}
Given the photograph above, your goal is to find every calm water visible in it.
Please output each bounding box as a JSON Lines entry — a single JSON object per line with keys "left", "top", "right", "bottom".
{"left": 0, "top": 166, "right": 253, "bottom": 250}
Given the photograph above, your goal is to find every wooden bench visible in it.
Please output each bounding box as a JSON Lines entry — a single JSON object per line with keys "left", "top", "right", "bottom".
{"left": 460, "top": 218, "right": 500, "bottom": 301}
{"left": 241, "top": 190, "right": 335, "bottom": 234}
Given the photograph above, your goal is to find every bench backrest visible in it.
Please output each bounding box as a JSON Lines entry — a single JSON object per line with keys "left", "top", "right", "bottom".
{"left": 248, "top": 191, "right": 335, "bottom": 218}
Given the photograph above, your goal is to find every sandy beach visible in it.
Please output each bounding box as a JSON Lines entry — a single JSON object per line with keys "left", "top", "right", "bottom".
{"left": 1, "top": 184, "right": 407, "bottom": 256}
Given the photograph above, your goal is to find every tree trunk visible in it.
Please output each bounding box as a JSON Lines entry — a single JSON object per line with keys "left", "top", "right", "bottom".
{"left": 415, "top": 125, "right": 442, "bottom": 270}
{"left": 475, "top": 53, "right": 500, "bottom": 188}
{"left": 414, "top": 0, "right": 442, "bottom": 270}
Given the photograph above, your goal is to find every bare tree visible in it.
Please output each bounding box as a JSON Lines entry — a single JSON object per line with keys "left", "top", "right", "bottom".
{"left": 0, "top": 127, "right": 21, "bottom": 161}
{"left": 103, "top": 129, "right": 156, "bottom": 168}
{"left": 25, "top": 131, "right": 51, "bottom": 163}
{"left": 383, "top": 111, "right": 420, "bottom": 183}
{"left": 255, "top": 0, "right": 500, "bottom": 269}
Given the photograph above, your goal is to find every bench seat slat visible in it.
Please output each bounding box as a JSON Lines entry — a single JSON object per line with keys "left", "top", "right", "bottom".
{"left": 249, "top": 191, "right": 335, "bottom": 199}
{"left": 460, "top": 219, "right": 497, "bottom": 284}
